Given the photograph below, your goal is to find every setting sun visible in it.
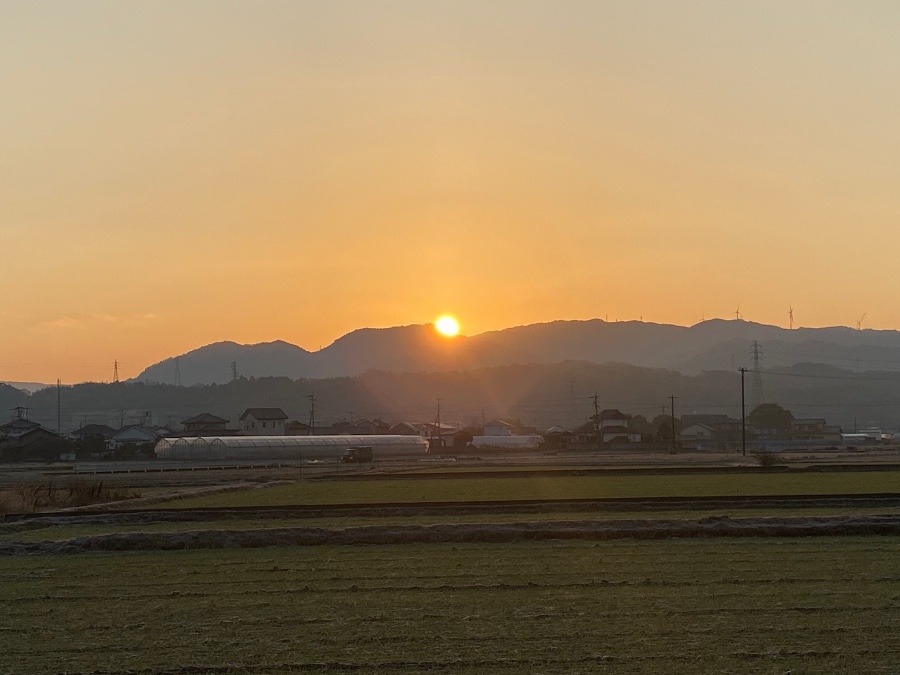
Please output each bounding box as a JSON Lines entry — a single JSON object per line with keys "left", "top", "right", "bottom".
{"left": 435, "top": 315, "right": 460, "bottom": 337}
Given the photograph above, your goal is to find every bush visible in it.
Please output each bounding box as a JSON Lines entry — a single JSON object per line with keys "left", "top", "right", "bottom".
{"left": 753, "top": 450, "right": 780, "bottom": 468}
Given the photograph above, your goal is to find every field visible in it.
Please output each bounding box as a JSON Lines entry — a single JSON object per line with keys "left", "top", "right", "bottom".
{"left": 2, "top": 466, "right": 899, "bottom": 673}
{"left": 2, "top": 538, "right": 898, "bottom": 674}
{"left": 160, "top": 469, "right": 900, "bottom": 509}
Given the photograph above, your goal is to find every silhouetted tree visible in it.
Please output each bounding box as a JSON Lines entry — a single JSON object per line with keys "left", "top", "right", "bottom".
{"left": 747, "top": 404, "right": 794, "bottom": 431}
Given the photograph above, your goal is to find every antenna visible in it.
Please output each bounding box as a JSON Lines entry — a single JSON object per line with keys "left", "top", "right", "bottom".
{"left": 856, "top": 313, "right": 867, "bottom": 331}
{"left": 788, "top": 306, "right": 794, "bottom": 330}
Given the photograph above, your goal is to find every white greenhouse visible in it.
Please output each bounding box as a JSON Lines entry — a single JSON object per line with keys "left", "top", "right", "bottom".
{"left": 154, "top": 435, "right": 429, "bottom": 461}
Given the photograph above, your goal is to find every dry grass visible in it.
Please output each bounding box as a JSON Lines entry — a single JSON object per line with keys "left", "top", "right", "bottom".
{"left": 0, "top": 479, "right": 140, "bottom": 515}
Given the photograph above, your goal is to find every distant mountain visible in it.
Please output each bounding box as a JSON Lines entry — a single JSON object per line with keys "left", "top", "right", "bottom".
{"left": 1, "top": 381, "right": 52, "bottom": 394}
{"left": 133, "top": 318, "right": 900, "bottom": 386}
{"left": 137, "top": 340, "right": 314, "bottom": 385}
{"left": 0, "top": 383, "right": 31, "bottom": 413}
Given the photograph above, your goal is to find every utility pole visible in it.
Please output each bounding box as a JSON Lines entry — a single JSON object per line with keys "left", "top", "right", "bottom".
{"left": 56, "top": 379, "right": 61, "bottom": 434}
{"left": 434, "top": 397, "right": 443, "bottom": 451}
{"left": 591, "top": 392, "right": 600, "bottom": 450}
{"left": 668, "top": 395, "right": 678, "bottom": 455}
{"left": 307, "top": 393, "right": 316, "bottom": 435}
{"left": 739, "top": 368, "right": 747, "bottom": 456}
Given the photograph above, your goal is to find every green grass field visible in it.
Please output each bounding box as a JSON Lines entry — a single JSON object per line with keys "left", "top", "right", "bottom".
{"left": 2, "top": 537, "right": 897, "bottom": 674}
{"left": 159, "top": 470, "right": 900, "bottom": 509}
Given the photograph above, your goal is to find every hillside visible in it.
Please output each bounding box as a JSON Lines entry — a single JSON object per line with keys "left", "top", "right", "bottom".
{"left": 134, "top": 319, "right": 900, "bottom": 385}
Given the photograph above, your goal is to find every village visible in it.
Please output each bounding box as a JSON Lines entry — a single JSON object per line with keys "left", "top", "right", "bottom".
{"left": 0, "top": 401, "right": 887, "bottom": 463}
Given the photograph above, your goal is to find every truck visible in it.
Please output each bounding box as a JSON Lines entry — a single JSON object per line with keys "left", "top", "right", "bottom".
{"left": 341, "top": 446, "right": 373, "bottom": 463}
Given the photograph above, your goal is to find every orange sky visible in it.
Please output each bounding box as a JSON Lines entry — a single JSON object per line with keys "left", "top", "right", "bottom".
{"left": 2, "top": 2, "right": 899, "bottom": 383}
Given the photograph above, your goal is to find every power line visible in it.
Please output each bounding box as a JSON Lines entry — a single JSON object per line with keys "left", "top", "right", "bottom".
{"left": 758, "top": 369, "right": 900, "bottom": 382}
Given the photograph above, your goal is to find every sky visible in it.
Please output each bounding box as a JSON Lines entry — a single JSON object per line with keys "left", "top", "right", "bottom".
{"left": 2, "top": 1, "right": 899, "bottom": 383}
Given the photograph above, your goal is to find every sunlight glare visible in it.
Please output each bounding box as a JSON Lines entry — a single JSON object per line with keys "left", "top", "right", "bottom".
{"left": 435, "top": 315, "right": 460, "bottom": 337}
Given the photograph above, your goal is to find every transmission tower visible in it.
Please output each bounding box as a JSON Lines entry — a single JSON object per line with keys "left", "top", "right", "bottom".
{"left": 174, "top": 357, "right": 182, "bottom": 387}
{"left": 230, "top": 361, "right": 238, "bottom": 382}
{"left": 307, "top": 393, "right": 316, "bottom": 435}
{"left": 568, "top": 378, "right": 576, "bottom": 429}
{"left": 113, "top": 360, "right": 119, "bottom": 383}
{"left": 750, "top": 341, "right": 763, "bottom": 409}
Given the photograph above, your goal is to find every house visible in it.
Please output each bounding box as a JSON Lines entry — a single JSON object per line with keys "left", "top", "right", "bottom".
{"left": 389, "top": 422, "right": 421, "bottom": 436}
{"left": 679, "top": 415, "right": 744, "bottom": 450}
{"left": 680, "top": 414, "right": 732, "bottom": 429}
{"left": 70, "top": 423, "right": 118, "bottom": 458}
{"left": 452, "top": 425, "right": 482, "bottom": 448}
{"left": 596, "top": 410, "right": 641, "bottom": 443}
{"left": 182, "top": 413, "right": 230, "bottom": 435}
{"left": 110, "top": 425, "right": 161, "bottom": 448}
{"left": 70, "top": 423, "right": 118, "bottom": 442}
{"left": 679, "top": 423, "right": 717, "bottom": 445}
{"left": 599, "top": 425, "right": 642, "bottom": 443}
{"left": 0, "top": 417, "right": 44, "bottom": 439}
{"left": 419, "top": 422, "right": 457, "bottom": 450}
{"left": 543, "top": 425, "right": 574, "bottom": 450}
{"left": 239, "top": 408, "right": 288, "bottom": 435}
{"left": 790, "top": 418, "right": 841, "bottom": 441}
{"left": 0, "top": 426, "right": 70, "bottom": 462}
{"left": 326, "top": 418, "right": 391, "bottom": 435}
{"left": 483, "top": 419, "right": 514, "bottom": 437}
{"left": 285, "top": 420, "right": 311, "bottom": 435}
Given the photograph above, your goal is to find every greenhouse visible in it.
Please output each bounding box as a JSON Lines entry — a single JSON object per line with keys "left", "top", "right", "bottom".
{"left": 154, "top": 434, "right": 429, "bottom": 461}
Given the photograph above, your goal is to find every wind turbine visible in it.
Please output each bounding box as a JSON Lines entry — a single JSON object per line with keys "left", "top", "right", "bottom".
{"left": 734, "top": 305, "right": 741, "bottom": 321}
{"left": 857, "top": 313, "right": 867, "bottom": 331}
{"left": 789, "top": 306, "right": 794, "bottom": 330}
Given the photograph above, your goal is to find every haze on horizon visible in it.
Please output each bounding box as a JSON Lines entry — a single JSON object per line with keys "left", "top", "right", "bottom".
{"left": 2, "top": 1, "right": 899, "bottom": 383}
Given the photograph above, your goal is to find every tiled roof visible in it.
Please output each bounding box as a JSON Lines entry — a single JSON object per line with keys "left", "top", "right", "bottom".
{"left": 239, "top": 408, "right": 288, "bottom": 421}
{"left": 182, "top": 413, "right": 229, "bottom": 425}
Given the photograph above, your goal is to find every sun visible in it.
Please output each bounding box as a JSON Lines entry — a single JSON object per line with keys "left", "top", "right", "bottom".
{"left": 434, "top": 315, "right": 460, "bottom": 337}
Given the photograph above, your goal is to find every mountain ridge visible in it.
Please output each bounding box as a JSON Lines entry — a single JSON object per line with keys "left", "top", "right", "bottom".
{"left": 133, "top": 318, "right": 900, "bottom": 386}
